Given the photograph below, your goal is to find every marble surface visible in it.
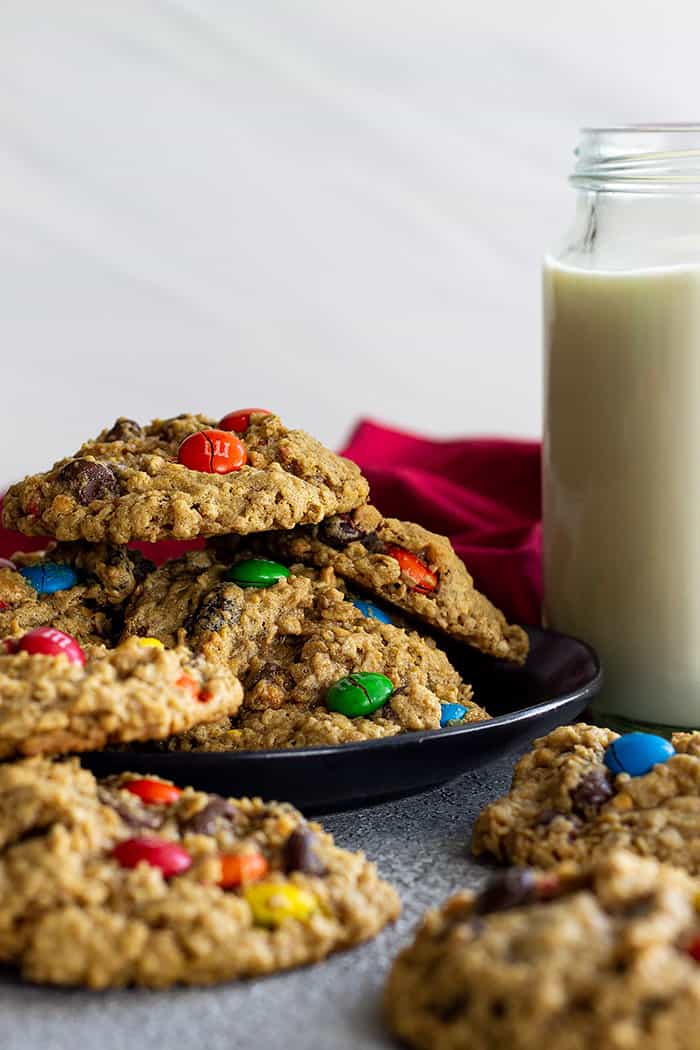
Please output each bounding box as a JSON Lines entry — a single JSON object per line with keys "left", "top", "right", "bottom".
{"left": 3, "top": 1, "right": 700, "bottom": 483}
{"left": 0, "top": 756, "right": 517, "bottom": 1050}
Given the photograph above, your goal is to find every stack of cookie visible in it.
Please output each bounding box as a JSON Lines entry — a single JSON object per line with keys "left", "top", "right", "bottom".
{"left": 1, "top": 408, "right": 527, "bottom": 755}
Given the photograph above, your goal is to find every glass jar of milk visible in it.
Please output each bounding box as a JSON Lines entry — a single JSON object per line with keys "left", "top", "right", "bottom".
{"left": 543, "top": 125, "right": 700, "bottom": 732}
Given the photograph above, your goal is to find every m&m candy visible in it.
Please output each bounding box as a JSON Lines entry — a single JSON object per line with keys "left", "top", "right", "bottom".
{"left": 177, "top": 429, "right": 247, "bottom": 475}
{"left": 326, "top": 672, "right": 394, "bottom": 718}
{"left": 218, "top": 408, "right": 272, "bottom": 433}
{"left": 135, "top": 637, "right": 164, "bottom": 649}
{"left": 226, "top": 559, "right": 290, "bottom": 588}
{"left": 112, "top": 837, "right": 192, "bottom": 877}
{"left": 440, "top": 703, "right": 469, "bottom": 727}
{"left": 603, "top": 732, "right": 676, "bottom": 777}
{"left": 244, "top": 882, "right": 318, "bottom": 926}
{"left": 16, "top": 627, "right": 86, "bottom": 666}
{"left": 19, "top": 563, "right": 79, "bottom": 595}
{"left": 123, "top": 779, "right": 182, "bottom": 805}
{"left": 350, "top": 597, "right": 392, "bottom": 624}
{"left": 218, "top": 852, "right": 269, "bottom": 889}
{"left": 385, "top": 546, "right": 438, "bottom": 594}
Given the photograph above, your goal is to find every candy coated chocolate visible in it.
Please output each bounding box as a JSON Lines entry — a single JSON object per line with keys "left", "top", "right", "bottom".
{"left": 350, "top": 597, "right": 392, "bottom": 624}
{"left": 604, "top": 732, "right": 676, "bottom": 777}
{"left": 326, "top": 672, "right": 394, "bottom": 718}
{"left": 218, "top": 408, "right": 271, "bottom": 432}
{"left": 17, "top": 627, "right": 86, "bottom": 666}
{"left": 112, "top": 837, "right": 192, "bottom": 877}
{"left": 177, "top": 429, "right": 247, "bottom": 475}
{"left": 19, "top": 562, "right": 79, "bottom": 594}
{"left": 226, "top": 559, "right": 291, "bottom": 588}
{"left": 439, "top": 703, "right": 469, "bottom": 727}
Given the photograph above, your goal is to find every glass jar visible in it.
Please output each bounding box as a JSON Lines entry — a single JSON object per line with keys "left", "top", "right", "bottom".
{"left": 543, "top": 125, "right": 700, "bottom": 733}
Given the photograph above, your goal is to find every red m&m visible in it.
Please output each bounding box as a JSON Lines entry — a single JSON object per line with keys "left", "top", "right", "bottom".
{"left": 219, "top": 408, "right": 271, "bottom": 433}
{"left": 177, "top": 429, "right": 247, "bottom": 475}
{"left": 112, "top": 837, "right": 192, "bottom": 877}
{"left": 16, "top": 627, "right": 86, "bottom": 666}
{"left": 123, "top": 779, "right": 182, "bottom": 805}
{"left": 385, "top": 546, "right": 438, "bottom": 594}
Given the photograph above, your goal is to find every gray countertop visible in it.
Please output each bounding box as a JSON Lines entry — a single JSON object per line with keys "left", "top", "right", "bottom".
{"left": 0, "top": 756, "right": 518, "bottom": 1050}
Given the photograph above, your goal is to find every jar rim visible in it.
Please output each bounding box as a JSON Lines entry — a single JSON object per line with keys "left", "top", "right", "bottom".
{"left": 572, "top": 125, "right": 700, "bottom": 192}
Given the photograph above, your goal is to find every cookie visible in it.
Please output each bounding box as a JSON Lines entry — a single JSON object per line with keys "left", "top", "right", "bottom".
{"left": 242, "top": 505, "right": 528, "bottom": 663}
{"left": 0, "top": 633, "right": 243, "bottom": 758}
{"left": 472, "top": 723, "right": 700, "bottom": 875}
{"left": 0, "top": 756, "right": 400, "bottom": 987}
{"left": 1, "top": 544, "right": 152, "bottom": 647}
{"left": 385, "top": 849, "right": 700, "bottom": 1050}
{"left": 2, "top": 412, "right": 369, "bottom": 544}
{"left": 121, "top": 550, "right": 487, "bottom": 750}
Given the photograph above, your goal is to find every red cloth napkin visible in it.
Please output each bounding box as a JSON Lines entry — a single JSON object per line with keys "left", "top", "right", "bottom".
{"left": 0, "top": 422, "right": 542, "bottom": 624}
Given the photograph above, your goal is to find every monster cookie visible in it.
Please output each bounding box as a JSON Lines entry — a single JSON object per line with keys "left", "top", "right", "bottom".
{"left": 0, "top": 544, "right": 152, "bottom": 647}
{"left": 2, "top": 411, "right": 369, "bottom": 543}
{"left": 385, "top": 850, "right": 700, "bottom": 1050}
{"left": 472, "top": 723, "right": 700, "bottom": 875}
{"left": 0, "top": 756, "right": 400, "bottom": 987}
{"left": 121, "top": 550, "right": 487, "bottom": 750}
{"left": 0, "top": 632, "right": 243, "bottom": 757}
{"left": 248, "top": 505, "right": 528, "bottom": 663}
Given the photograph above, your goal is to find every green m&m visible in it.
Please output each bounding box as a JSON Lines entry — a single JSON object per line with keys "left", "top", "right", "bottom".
{"left": 226, "top": 559, "right": 290, "bottom": 588}
{"left": 326, "top": 672, "right": 394, "bottom": 718}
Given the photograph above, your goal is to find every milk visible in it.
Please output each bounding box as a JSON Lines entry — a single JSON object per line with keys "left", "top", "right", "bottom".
{"left": 543, "top": 260, "right": 700, "bottom": 728}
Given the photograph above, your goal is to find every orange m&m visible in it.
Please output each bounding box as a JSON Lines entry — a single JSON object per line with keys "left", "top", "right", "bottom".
{"left": 123, "top": 779, "right": 183, "bottom": 805}
{"left": 385, "top": 546, "right": 438, "bottom": 594}
{"left": 218, "top": 852, "right": 268, "bottom": 888}
{"left": 219, "top": 408, "right": 271, "bottom": 433}
{"left": 177, "top": 429, "right": 247, "bottom": 475}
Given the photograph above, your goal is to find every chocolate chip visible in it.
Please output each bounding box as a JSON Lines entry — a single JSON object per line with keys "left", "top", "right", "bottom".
{"left": 570, "top": 769, "right": 614, "bottom": 817}
{"left": 283, "top": 827, "right": 327, "bottom": 875}
{"left": 318, "top": 514, "right": 366, "bottom": 549}
{"left": 102, "top": 418, "right": 144, "bottom": 442}
{"left": 187, "top": 584, "right": 244, "bottom": 636}
{"left": 473, "top": 869, "right": 538, "bottom": 915}
{"left": 246, "top": 661, "right": 295, "bottom": 692}
{"left": 362, "top": 532, "right": 388, "bottom": 554}
{"left": 180, "top": 796, "right": 238, "bottom": 835}
{"left": 98, "top": 788, "right": 163, "bottom": 830}
{"left": 57, "top": 459, "right": 120, "bottom": 505}
{"left": 534, "top": 808, "right": 562, "bottom": 827}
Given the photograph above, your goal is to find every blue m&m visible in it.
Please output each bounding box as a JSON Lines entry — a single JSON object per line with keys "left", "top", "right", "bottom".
{"left": 19, "top": 563, "right": 79, "bottom": 595}
{"left": 440, "top": 703, "right": 469, "bottom": 727}
{"left": 603, "top": 732, "right": 675, "bottom": 777}
{"left": 350, "top": 597, "right": 392, "bottom": 624}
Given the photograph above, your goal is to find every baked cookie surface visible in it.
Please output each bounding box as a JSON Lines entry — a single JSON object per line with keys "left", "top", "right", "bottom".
{"left": 2, "top": 412, "right": 369, "bottom": 544}
{"left": 0, "top": 635, "right": 243, "bottom": 758}
{"left": 252, "top": 505, "right": 528, "bottom": 663}
{"left": 0, "top": 756, "right": 400, "bottom": 987}
{"left": 0, "top": 544, "right": 152, "bottom": 647}
{"left": 121, "top": 550, "right": 487, "bottom": 750}
{"left": 472, "top": 723, "right": 700, "bottom": 874}
{"left": 385, "top": 850, "right": 700, "bottom": 1050}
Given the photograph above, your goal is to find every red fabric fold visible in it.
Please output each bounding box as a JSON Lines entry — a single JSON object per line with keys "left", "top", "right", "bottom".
{"left": 0, "top": 421, "right": 542, "bottom": 624}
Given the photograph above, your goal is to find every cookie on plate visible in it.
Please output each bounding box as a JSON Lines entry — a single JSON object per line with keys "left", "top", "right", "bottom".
{"left": 0, "top": 756, "right": 400, "bottom": 987}
{"left": 121, "top": 550, "right": 487, "bottom": 750}
{"left": 2, "top": 411, "right": 369, "bottom": 544}
{"left": 1, "top": 544, "right": 152, "bottom": 647}
{"left": 243, "top": 504, "right": 528, "bottom": 663}
{"left": 0, "top": 632, "right": 242, "bottom": 758}
{"left": 472, "top": 723, "right": 700, "bottom": 874}
{"left": 385, "top": 849, "right": 700, "bottom": 1050}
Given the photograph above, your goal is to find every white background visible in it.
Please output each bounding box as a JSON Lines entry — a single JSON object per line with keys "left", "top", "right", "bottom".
{"left": 1, "top": 1, "right": 699, "bottom": 484}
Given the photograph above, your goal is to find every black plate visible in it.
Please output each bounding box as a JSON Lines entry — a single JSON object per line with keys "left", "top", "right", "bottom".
{"left": 83, "top": 626, "right": 601, "bottom": 814}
